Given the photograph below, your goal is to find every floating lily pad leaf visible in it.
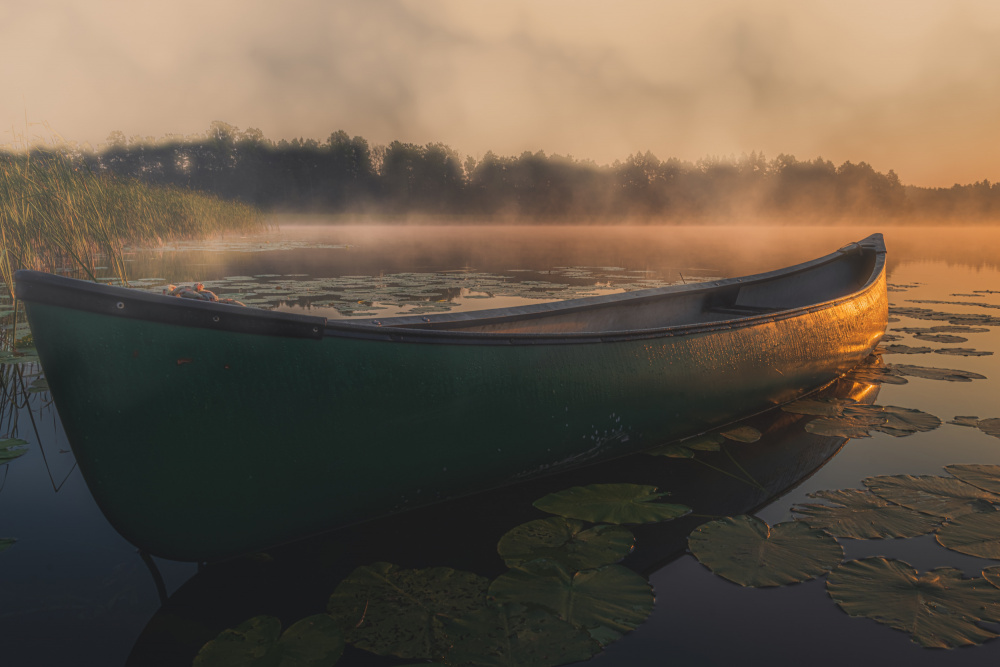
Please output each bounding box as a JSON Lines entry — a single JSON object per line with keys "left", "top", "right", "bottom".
{"left": 804, "top": 405, "right": 940, "bottom": 438}
{"left": 439, "top": 602, "right": 600, "bottom": 667}
{"left": 532, "top": 484, "right": 691, "bottom": 524}
{"left": 979, "top": 418, "right": 1000, "bottom": 438}
{"left": 889, "top": 306, "right": 953, "bottom": 321}
{"left": 0, "top": 438, "right": 29, "bottom": 462}
{"left": 0, "top": 350, "right": 39, "bottom": 365}
{"left": 842, "top": 364, "right": 908, "bottom": 385}
{"left": 936, "top": 513, "right": 1000, "bottom": 559}
{"left": 0, "top": 538, "right": 15, "bottom": 553}
{"left": 898, "top": 325, "right": 990, "bottom": 335}
{"left": 884, "top": 344, "right": 934, "bottom": 354}
{"left": 873, "top": 406, "right": 942, "bottom": 436}
{"left": 889, "top": 364, "right": 986, "bottom": 382}
{"left": 804, "top": 417, "right": 875, "bottom": 438}
{"left": 718, "top": 425, "right": 761, "bottom": 443}
{"left": 864, "top": 475, "right": 1000, "bottom": 518}
{"left": 193, "top": 614, "right": 344, "bottom": 667}
{"left": 791, "top": 489, "right": 941, "bottom": 539}
{"left": 908, "top": 299, "right": 1000, "bottom": 310}
{"left": 915, "top": 333, "right": 968, "bottom": 343}
{"left": 949, "top": 416, "right": 982, "bottom": 428}
{"left": 27, "top": 377, "right": 49, "bottom": 393}
{"left": 497, "top": 518, "right": 634, "bottom": 570}
{"left": 487, "top": 560, "right": 654, "bottom": 645}
{"left": 984, "top": 566, "right": 1000, "bottom": 589}
{"left": 681, "top": 433, "right": 726, "bottom": 451}
{"left": 687, "top": 515, "right": 843, "bottom": 587}
{"left": 935, "top": 348, "right": 993, "bottom": 357}
{"left": 326, "top": 562, "right": 488, "bottom": 660}
{"left": 826, "top": 557, "right": 1000, "bottom": 648}
{"left": 944, "top": 464, "right": 1000, "bottom": 495}
{"left": 782, "top": 398, "right": 858, "bottom": 417}
{"left": 644, "top": 443, "right": 694, "bottom": 458}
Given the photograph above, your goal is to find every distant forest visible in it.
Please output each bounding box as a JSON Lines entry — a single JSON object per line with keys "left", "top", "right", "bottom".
{"left": 34, "top": 122, "right": 1000, "bottom": 222}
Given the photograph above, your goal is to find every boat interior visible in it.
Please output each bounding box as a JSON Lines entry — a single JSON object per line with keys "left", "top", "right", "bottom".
{"left": 375, "top": 244, "right": 880, "bottom": 335}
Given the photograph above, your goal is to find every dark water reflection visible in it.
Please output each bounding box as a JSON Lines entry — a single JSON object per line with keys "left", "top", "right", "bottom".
{"left": 3, "top": 222, "right": 1000, "bottom": 666}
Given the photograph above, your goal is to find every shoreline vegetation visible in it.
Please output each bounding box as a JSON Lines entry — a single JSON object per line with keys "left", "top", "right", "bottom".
{"left": 0, "top": 148, "right": 265, "bottom": 298}
{"left": 25, "top": 121, "right": 1000, "bottom": 224}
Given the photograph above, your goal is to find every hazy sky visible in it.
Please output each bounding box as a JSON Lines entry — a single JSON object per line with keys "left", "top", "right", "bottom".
{"left": 4, "top": 0, "right": 1000, "bottom": 187}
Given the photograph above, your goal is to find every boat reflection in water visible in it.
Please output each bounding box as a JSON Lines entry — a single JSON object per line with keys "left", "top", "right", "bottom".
{"left": 127, "top": 368, "right": 880, "bottom": 666}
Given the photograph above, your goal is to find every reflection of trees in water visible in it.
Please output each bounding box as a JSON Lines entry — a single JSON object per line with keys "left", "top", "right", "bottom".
{"left": 64, "top": 122, "right": 1000, "bottom": 223}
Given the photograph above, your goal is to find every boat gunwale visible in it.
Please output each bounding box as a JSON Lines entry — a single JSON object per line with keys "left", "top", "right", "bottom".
{"left": 13, "top": 234, "right": 885, "bottom": 346}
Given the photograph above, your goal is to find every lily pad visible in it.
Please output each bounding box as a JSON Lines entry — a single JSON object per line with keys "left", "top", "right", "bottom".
{"left": 898, "top": 325, "right": 990, "bottom": 335}
{"left": 0, "top": 538, "right": 15, "bottom": 553}
{"left": 532, "top": 484, "right": 691, "bottom": 524}
{"left": 936, "top": 513, "right": 1000, "bottom": 559}
{"left": 782, "top": 398, "right": 859, "bottom": 417}
{"left": 979, "top": 418, "right": 1000, "bottom": 438}
{"left": 326, "top": 562, "right": 488, "bottom": 660}
{"left": 934, "top": 348, "right": 993, "bottom": 357}
{"left": 841, "top": 364, "right": 908, "bottom": 385}
{"left": 438, "top": 602, "right": 600, "bottom": 667}
{"left": 883, "top": 344, "right": 933, "bottom": 354}
{"left": 984, "top": 566, "right": 1000, "bottom": 589}
{"left": 497, "top": 517, "right": 634, "bottom": 570}
{"left": 687, "top": 515, "right": 843, "bottom": 587}
{"left": 487, "top": 559, "right": 653, "bottom": 645}
{"left": 804, "top": 417, "right": 875, "bottom": 439}
{"left": 685, "top": 434, "right": 726, "bottom": 451}
{"left": 27, "top": 377, "right": 49, "bottom": 393}
{"left": 889, "top": 364, "right": 986, "bottom": 382}
{"left": 803, "top": 405, "right": 940, "bottom": 438}
{"left": 718, "top": 425, "right": 761, "bottom": 443}
{"left": 871, "top": 406, "right": 942, "bottom": 436}
{"left": 792, "top": 489, "right": 941, "bottom": 539}
{"left": 0, "top": 350, "right": 39, "bottom": 365}
{"left": 864, "top": 475, "right": 1000, "bottom": 518}
{"left": 944, "top": 464, "right": 1000, "bottom": 495}
{"left": 644, "top": 443, "right": 695, "bottom": 458}
{"left": 914, "top": 333, "right": 968, "bottom": 343}
{"left": 826, "top": 557, "right": 1000, "bottom": 648}
{"left": 193, "top": 614, "right": 344, "bottom": 667}
{"left": 0, "top": 438, "right": 29, "bottom": 462}
{"left": 945, "top": 417, "right": 1000, "bottom": 439}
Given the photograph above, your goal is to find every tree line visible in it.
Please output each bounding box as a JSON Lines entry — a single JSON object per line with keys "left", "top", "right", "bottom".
{"left": 32, "top": 121, "right": 1000, "bottom": 222}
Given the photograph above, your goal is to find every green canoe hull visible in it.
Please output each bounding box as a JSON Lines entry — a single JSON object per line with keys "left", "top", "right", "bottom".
{"left": 16, "top": 237, "right": 887, "bottom": 561}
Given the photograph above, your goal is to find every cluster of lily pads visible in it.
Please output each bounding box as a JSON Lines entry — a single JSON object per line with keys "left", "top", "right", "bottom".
{"left": 194, "top": 483, "right": 693, "bottom": 667}
{"left": 687, "top": 463, "right": 1000, "bottom": 649}
{"left": 889, "top": 304, "right": 1000, "bottom": 328}
{"left": 132, "top": 267, "right": 677, "bottom": 318}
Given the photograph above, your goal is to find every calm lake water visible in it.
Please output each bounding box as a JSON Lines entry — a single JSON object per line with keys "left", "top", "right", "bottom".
{"left": 3, "top": 220, "right": 1000, "bottom": 666}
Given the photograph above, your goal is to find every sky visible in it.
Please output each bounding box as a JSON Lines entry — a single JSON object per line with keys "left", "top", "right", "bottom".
{"left": 3, "top": 0, "right": 1000, "bottom": 187}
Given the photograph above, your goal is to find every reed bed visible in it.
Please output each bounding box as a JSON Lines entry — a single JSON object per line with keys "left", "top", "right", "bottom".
{"left": 0, "top": 149, "right": 265, "bottom": 298}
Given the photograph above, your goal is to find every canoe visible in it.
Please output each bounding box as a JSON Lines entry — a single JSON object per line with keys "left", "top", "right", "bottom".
{"left": 14, "top": 233, "right": 887, "bottom": 561}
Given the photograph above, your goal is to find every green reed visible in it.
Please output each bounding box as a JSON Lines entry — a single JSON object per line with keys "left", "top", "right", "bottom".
{"left": 0, "top": 149, "right": 264, "bottom": 299}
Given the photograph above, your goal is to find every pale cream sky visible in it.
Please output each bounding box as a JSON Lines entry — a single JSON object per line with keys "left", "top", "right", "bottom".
{"left": 3, "top": 0, "right": 1000, "bottom": 187}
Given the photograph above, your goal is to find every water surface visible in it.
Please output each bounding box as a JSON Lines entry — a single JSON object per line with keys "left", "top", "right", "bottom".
{"left": 3, "top": 221, "right": 1000, "bottom": 666}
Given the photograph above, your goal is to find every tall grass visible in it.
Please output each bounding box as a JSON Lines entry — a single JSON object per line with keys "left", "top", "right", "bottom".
{"left": 0, "top": 149, "right": 265, "bottom": 298}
